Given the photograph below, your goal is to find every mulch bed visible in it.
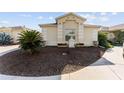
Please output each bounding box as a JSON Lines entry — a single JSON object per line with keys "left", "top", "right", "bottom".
{"left": 0, "top": 47, "right": 105, "bottom": 76}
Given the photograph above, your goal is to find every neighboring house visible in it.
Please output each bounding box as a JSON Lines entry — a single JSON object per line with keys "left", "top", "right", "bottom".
{"left": 101, "top": 24, "right": 124, "bottom": 41}
{"left": 39, "top": 13, "right": 101, "bottom": 47}
{"left": 0, "top": 26, "right": 27, "bottom": 43}
{"left": 109, "top": 24, "right": 124, "bottom": 31}
{"left": 109, "top": 24, "right": 124, "bottom": 40}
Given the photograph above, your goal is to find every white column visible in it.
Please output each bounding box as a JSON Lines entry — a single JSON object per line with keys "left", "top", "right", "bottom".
{"left": 42, "top": 28, "right": 47, "bottom": 41}
{"left": 78, "top": 23, "right": 84, "bottom": 43}
{"left": 57, "top": 23, "right": 63, "bottom": 43}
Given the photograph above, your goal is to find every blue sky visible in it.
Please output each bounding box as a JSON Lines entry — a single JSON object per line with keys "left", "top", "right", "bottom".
{"left": 0, "top": 12, "right": 124, "bottom": 30}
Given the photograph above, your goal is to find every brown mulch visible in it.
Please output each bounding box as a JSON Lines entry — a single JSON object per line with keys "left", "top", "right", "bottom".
{"left": 0, "top": 47, "right": 105, "bottom": 76}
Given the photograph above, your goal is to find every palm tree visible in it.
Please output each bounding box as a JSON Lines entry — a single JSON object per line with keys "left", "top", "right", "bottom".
{"left": 18, "top": 30, "right": 42, "bottom": 54}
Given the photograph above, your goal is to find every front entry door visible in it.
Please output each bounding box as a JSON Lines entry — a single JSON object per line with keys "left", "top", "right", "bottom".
{"left": 64, "top": 29, "right": 76, "bottom": 44}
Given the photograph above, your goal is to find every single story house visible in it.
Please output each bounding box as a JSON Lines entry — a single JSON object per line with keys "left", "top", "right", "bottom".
{"left": 101, "top": 24, "right": 124, "bottom": 41}
{"left": 0, "top": 26, "right": 27, "bottom": 43}
{"left": 39, "top": 13, "right": 101, "bottom": 47}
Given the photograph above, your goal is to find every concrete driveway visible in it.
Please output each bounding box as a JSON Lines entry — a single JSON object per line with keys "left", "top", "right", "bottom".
{"left": 61, "top": 46, "right": 124, "bottom": 80}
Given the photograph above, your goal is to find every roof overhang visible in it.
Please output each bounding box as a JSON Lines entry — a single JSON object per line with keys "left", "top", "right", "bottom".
{"left": 39, "top": 23, "right": 57, "bottom": 27}
{"left": 84, "top": 24, "right": 101, "bottom": 28}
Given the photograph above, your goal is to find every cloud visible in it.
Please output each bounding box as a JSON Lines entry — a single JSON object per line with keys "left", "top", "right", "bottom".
{"left": 19, "top": 14, "right": 32, "bottom": 17}
{"left": 80, "top": 14, "right": 96, "bottom": 20}
{"left": 112, "top": 12, "right": 117, "bottom": 15}
{"left": 0, "top": 20, "right": 9, "bottom": 24}
{"left": 48, "top": 16, "right": 53, "bottom": 20}
{"left": 37, "top": 16, "right": 43, "bottom": 19}
{"left": 100, "top": 12, "right": 107, "bottom": 16}
{"left": 80, "top": 14, "right": 90, "bottom": 18}
{"left": 99, "top": 16, "right": 109, "bottom": 22}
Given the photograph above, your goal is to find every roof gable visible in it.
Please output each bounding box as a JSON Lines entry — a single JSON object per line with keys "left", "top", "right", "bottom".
{"left": 55, "top": 12, "right": 86, "bottom": 22}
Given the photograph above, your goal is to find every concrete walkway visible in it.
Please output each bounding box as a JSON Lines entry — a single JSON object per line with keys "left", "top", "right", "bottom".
{"left": 61, "top": 46, "right": 124, "bottom": 80}
{"left": 0, "top": 45, "right": 21, "bottom": 58}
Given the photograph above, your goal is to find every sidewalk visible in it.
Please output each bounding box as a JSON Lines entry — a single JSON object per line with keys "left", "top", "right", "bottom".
{"left": 61, "top": 47, "right": 124, "bottom": 80}
{"left": 0, "top": 45, "right": 19, "bottom": 56}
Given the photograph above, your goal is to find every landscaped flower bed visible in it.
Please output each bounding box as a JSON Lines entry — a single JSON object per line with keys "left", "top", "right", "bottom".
{"left": 0, "top": 47, "right": 105, "bottom": 76}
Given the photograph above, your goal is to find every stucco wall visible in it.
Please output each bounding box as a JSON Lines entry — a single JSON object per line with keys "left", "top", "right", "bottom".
{"left": 0, "top": 28, "right": 12, "bottom": 36}
{"left": 43, "top": 26, "right": 98, "bottom": 46}
{"left": 0, "top": 28, "right": 23, "bottom": 43}
{"left": 42, "top": 26, "right": 57, "bottom": 46}
{"left": 84, "top": 27, "right": 98, "bottom": 46}
{"left": 11, "top": 30, "right": 22, "bottom": 43}
{"left": 63, "top": 20, "right": 78, "bottom": 43}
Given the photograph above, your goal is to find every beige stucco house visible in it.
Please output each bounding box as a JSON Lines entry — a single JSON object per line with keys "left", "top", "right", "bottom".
{"left": 0, "top": 26, "right": 26, "bottom": 43}
{"left": 39, "top": 13, "right": 101, "bottom": 47}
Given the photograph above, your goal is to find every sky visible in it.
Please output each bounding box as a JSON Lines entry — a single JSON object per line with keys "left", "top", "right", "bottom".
{"left": 0, "top": 12, "right": 124, "bottom": 31}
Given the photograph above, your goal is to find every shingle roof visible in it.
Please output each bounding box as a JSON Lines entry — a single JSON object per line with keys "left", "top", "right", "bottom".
{"left": 109, "top": 24, "right": 124, "bottom": 31}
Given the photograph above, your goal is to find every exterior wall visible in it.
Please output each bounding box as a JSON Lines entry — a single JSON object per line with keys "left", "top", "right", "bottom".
{"left": 0, "top": 28, "right": 23, "bottom": 43}
{"left": 57, "top": 23, "right": 63, "bottom": 43}
{"left": 43, "top": 26, "right": 99, "bottom": 46}
{"left": 78, "top": 23, "right": 84, "bottom": 43}
{"left": 0, "top": 28, "right": 12, "bottom": 36}
{"left": 83, "top": 27, "right": 98, "bottom": 46}
{"left": 11, "top": 30, "right": 22, "bottom": 43}
{"left": 42, "top": 26, "right": 57, "bottom": 46}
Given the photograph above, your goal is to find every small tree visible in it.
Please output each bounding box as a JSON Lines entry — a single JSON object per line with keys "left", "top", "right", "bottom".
{"left": 98, "top": 32, "right": 113, "bottom": 48}
{"left": 18, "top": 30, "right": 42, "bottom": 54}
{"left": 114, "top": 31, "right": 124, "bottom": 45}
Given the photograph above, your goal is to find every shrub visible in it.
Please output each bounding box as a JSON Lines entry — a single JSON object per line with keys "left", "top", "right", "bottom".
{"left": 113, "top": 31, "right": 124, "bottom": 45}
{"left": 98, "top": 32, "right": 113, "bottom": 48}
{"left": 18, "top": 30, "right": 43, "bottom": 54}
{"left": 0, "top": 32, "right": 13, "bottom": 45}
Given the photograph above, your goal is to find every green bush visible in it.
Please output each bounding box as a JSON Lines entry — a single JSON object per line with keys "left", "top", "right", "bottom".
{"left": 98, "top": 32, "right": 113, "bottom": 48}
{"left": 0, "top": 32, "right": 13, "bottom": 45}
{"left": 113, "top": 31, "right": 124, "bottom": 45}
{"left": 18, "top": 30, "right": 43, "bottom": 54}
